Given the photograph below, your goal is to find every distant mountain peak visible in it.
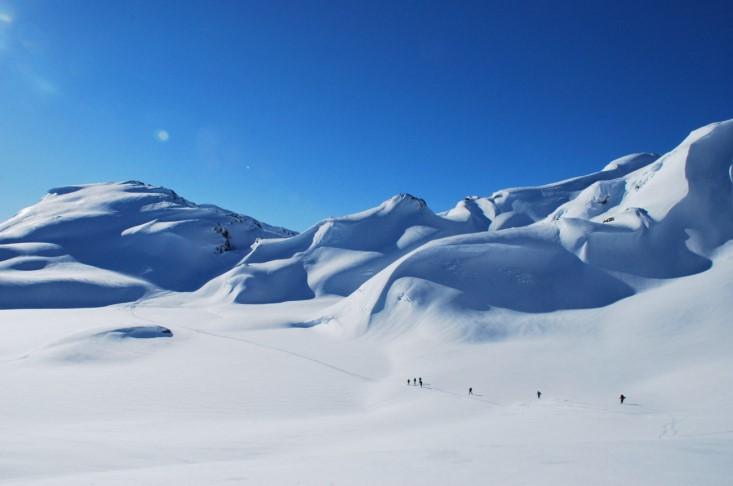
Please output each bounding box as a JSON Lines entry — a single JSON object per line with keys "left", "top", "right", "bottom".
{"left": 381, "top": 193, "right": 429, "bottom": 212}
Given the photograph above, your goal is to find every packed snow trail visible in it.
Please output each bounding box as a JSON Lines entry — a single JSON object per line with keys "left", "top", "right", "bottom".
{"left": 127, "top": 301, "right": 375, "bottom": 383}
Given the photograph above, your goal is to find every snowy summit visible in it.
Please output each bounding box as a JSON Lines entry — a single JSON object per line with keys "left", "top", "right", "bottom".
{"left": 0, "top": 180, "right": 295, "bottom": 307}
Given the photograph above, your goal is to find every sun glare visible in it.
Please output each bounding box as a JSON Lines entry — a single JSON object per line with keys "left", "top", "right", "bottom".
{"left": 155, "top": 129, "right": 170, "bottom": 142}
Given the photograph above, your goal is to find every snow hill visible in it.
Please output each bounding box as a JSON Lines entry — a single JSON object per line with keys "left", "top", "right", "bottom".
{"left": 0, "top": 181, "right": 295, "bottom": 308}
{"left": 198, "top": 152, "right": 660, "bottom": 306}
{"left": 470, "top": 152, "right": 660, "bottom": 231}
{"left": 2, "top": 121, "right": 732, "bottom": 316}
{"left": 198, "top": 193, "right": 492, "bottom": 304}
{"left": 327, "top": 120, "right": 733, "bottom": 337}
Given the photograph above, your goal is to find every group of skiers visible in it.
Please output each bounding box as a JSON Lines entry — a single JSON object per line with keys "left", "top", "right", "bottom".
{"left": 407, "top": 377, "right": 423, "bottom": 388}
{"left": 410, "top": 381, "right": 628, "bottom": 404}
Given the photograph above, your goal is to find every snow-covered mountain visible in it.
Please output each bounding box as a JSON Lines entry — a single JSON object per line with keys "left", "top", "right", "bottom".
{"left": 1, "top": 120, "right": 732, "bottom": 317}
{"left": 324, "top": 120, "right": 733, "bottom": 337}
{"left": 3, "top": 120, "right": 733, "bottom": 485}
{"left": 197, "top": 151, "right": 660, "bottom": 306}
{"left": 0, "top": 181, "right": 295, "bottom": 308}
{"left": 197, "top": 193, "right": 491, "bottom": 304}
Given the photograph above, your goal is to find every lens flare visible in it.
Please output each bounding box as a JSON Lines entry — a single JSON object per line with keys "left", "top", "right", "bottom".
{"left": 155, "top": 129, "right": 170, "bottom": 142}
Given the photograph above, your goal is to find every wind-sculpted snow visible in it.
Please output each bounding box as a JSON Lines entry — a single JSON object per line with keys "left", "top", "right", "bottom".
{"left": 328, "top": 120, "right": 733, "bottom": 336}
{"left": 199, "top": 194, "right": 492, "bottom": 303}
{"left": 329, "top": 225, "right": 635, "bottom": 337}
{"left": 24, "top": 325, "right": 175, "bottom": 364}
{"left": 475, "top": 152, "right": 659, "bottom": 231}
{"left": 553, "top": 120, "right": 733, "bottom": 278}
{"left": 1, "top": 120, "right": 733, "bottom": 317}
{"left": 0, "top": 181, "right": 295, "bottom": 307}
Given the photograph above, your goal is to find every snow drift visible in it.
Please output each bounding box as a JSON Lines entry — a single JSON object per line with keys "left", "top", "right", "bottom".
{"left": 473, "top": 152, "right": 659, "bottom": 231}
{"left": 26, "top": 325, "right": 175, "bottom": 364}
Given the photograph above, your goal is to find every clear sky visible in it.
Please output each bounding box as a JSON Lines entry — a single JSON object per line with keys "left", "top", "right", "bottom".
{"left": 1, "top": 1, "right": 731, "bottom": 231}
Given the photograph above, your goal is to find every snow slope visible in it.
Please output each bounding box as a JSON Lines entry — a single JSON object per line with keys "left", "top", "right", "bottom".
{"left": 473, "top": 152, "right": 659, "bottom": 231}
{"left": 553, "top": 120, "right": 733, "bottom": 278}
{"left": 198, "top": 193, "right": 491, "bottom": 304}
{"left": 200, "top": 151, "right": 661, "bottom": 308}
{"left": 0, "top": 181, "right": 295, "bottom": 308}
{"left": 325, "top": 120, "right": 733, "bottom": 336}
{"left": 0, "top": 241, "right": 732, "bottom": 485}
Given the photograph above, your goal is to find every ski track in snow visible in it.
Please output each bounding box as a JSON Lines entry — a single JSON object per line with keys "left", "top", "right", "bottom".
{"left": 127, "top": 301, "right": 375, "bottom": 383}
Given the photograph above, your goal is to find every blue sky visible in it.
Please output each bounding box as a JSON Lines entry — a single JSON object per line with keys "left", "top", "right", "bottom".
{"left": 1, "top": 1, "right": 732, "bottom": 231}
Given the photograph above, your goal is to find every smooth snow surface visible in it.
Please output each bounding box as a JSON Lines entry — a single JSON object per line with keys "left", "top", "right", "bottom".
{"left": 1, "top": 120, "right": 733, "bottom": 485}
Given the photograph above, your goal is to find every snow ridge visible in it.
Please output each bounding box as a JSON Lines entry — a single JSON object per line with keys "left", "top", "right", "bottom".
{"left": 0, "top": 181, "right": 296, "bottom": 308}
